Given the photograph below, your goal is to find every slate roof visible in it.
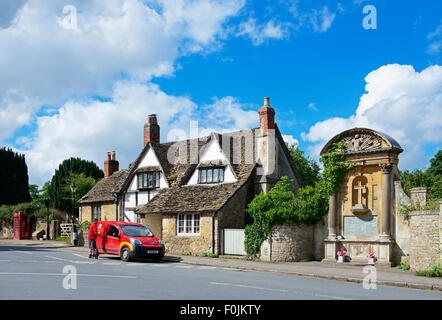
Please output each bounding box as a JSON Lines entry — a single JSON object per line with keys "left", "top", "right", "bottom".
{"left": 78, "top": 170, "right": 129, "bottom": 204}
{"left": 134, "top": 164, "right": 256, "bottom": 214}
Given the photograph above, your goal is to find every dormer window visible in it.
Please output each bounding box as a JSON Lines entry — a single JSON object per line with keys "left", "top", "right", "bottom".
{"left": 138, "top": 172, "right": 160, "bottom": 189}
{"left": 198, "top": 167, "right": 224, "bottom": 184}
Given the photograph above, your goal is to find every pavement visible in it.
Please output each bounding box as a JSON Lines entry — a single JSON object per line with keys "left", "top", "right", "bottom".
{"left": 1, "top": 238, "right": 441, "bottom": 292}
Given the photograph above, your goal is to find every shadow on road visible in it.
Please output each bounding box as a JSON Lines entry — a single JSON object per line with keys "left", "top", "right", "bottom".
{"left": 0, "top": 244, "right": 67, "bottom": 253}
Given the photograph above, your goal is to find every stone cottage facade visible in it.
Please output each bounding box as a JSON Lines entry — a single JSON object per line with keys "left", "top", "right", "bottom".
{"left": 79, "top": 97, "right": 303, "bottom": 255}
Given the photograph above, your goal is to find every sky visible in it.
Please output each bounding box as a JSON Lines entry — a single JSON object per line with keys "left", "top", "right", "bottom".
{"left": 0, "top": 0, "right": 441, "bottom": 187}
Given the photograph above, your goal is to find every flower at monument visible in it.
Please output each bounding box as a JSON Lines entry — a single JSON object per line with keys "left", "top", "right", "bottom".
{"left": 337, "top": 250, "right": 346, "bottom": 256}
{"left": 367, "top": 252, "right": 376, "bottom": 258}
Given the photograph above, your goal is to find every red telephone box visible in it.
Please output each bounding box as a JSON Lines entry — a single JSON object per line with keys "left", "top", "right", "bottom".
{"left": 13, "top": 212, "right": 31, "bottom": 240}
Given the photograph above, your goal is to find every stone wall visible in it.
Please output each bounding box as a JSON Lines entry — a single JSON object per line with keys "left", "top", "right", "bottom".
{"left": 0, "top": 221, "right": 13, "bottom": 239}
{"left": 143, "top": 214, "right": 163, "bottom": 239}
{"left": 392, "top": 180, "right": 411, "bottom": 264}
{"left": 313, "top": 216, "right": 328, "bottom": 260}
{"left": 80, "top": 206, "right": 92, "bottom": 222}
{"left": 102, "top": 204, "right": 117, "bottom": 221}
{"left": 260, "top": 223, "right": 314, "bottom": 262}
{"left": 161, "top": 213, "right": 213, "bottom": 255}
{"left": 409, "top": 210, "right": 440, "bottom": 272}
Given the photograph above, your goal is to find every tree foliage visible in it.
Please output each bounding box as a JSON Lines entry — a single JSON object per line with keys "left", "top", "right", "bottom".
{"left": 0, "top": 147, "right": 31, "bottom": 205}
{"left": 400, "top": 149, "right": 442, "bottom": 201}
{"left": 61, "top": 173, "right": 98, "bottom": 214}
{"left": 286, "top": 143, "right": 320, "bottom": 187}
{"left": 48, "top": 157, "right": 103, "bottom": 213}
{"left": 244, "top": 142, "right": 353, "bottom": 256}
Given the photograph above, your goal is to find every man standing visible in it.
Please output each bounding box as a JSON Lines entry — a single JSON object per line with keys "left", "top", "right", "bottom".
{"left": 88, "top": 218, "right": 99, "bottom": 259}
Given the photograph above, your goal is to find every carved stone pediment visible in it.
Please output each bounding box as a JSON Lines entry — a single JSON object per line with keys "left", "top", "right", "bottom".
{"left": 320, "top": 128, "right": 403, "bottom": 156}
{"left": 341, "top": 133, "right": 383, "bottom": 153}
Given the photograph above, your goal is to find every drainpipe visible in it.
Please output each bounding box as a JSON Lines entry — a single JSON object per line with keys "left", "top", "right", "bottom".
{"left": 212, "top": 212, "right": 216, "bottom": 255}
{"left": 112, "top": 192, "right": 119, "bottom": 221}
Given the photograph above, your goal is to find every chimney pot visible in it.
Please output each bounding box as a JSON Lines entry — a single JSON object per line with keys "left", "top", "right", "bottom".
{"left": 104, "top": 151, "right": 119, "bottom": 177}
{"left": 144, "top": 114, "right": 160, "bottom": 146}
{"left": 259, "top": 96, "right": 275, "bottom": 132}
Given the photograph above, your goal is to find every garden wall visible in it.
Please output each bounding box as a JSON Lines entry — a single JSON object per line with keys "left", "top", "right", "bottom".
{"left": 408, "top": 203, "right": 441, "bottom": 272}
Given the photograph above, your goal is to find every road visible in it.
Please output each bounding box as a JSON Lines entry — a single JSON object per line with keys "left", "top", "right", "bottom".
{"left": 0, "top": 244, "right": 441, "bottom": 300}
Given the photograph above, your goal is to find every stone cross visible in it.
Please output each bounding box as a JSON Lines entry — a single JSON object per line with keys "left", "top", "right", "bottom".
{"left": 354, "top": 180, "right": 367, "bottom": 205}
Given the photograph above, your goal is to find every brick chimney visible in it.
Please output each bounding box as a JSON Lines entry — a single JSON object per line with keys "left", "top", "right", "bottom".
{"left": 259, "top": 97, "right": 275, "bottom": 132}
{"left": 104, "top": 151, "right": 119, "bottom": 177}
{"left": 144, "top": 114, "right": 160, "bottom": 146}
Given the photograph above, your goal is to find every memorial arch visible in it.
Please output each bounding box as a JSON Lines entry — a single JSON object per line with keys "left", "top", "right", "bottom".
{"left": 321, "top": 128, "right": 403, "bottom": 265}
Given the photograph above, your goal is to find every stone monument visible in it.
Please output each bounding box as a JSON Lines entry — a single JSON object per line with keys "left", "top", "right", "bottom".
{"left": 321, "top": 128, "right": 403, "bottom": 265}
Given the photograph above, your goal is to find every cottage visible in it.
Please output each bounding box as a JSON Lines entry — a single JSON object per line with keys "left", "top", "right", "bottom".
{"left": 79, "top": 97, "right": 303, "bottom": 255}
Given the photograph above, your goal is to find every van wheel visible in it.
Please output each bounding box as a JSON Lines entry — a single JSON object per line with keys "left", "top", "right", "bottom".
{"left": 120, "top": 247, "right": 131, "bottom": 262}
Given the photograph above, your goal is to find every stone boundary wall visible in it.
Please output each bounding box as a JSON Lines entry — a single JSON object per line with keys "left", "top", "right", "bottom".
{"left": 260, "top": 224, "right": 314, "bottom": 262}
{"left": 408, "top": 210, "right": 440, "bottom": 272}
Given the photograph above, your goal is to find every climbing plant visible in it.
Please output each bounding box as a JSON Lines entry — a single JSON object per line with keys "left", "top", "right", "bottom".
{"left": 244, "top": 142, "right": 354, "bottom": 257}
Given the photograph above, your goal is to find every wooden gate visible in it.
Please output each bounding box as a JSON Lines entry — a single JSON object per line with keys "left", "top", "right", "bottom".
{"left": 223, "top": 229, "right": 246, "bottom": 255}
{"left": 60, "top": 224, "right": 72, "bottom": 237}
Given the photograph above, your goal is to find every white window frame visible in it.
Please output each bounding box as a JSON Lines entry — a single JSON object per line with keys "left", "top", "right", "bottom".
{"left": 138, "top": 172, "right": 161, "bottom": 189}
{"left": 177, "top": 214, "right": 200, "bottom": 236}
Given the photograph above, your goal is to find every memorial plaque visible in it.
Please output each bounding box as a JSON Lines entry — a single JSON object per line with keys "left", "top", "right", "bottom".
{"left": 343, "top": 216, "right": 377, "bottom": 236}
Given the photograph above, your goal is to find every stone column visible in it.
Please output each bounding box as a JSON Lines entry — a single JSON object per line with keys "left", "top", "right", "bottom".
{"left": 379, "top": 163, "right": 393, "bottom": 239}
{"left": 327, "top": 192, "right": 338, "bottom": 238}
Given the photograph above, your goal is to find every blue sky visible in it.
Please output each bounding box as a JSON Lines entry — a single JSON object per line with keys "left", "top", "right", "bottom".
{"left": 0, "top": 0, "right": 441, "bottom": 186}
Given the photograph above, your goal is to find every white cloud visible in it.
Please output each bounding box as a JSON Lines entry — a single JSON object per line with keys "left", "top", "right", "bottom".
{"left": 309, "top": 6, "right": 336, "bottom": 33}
{"left": 427, "top": 22, "right": 442, "bottom": 55}
{"left": 308, "top": 102, "right": 318, "bottom": 111}
{"left": 302, "top": 64, "right": 442, "bottom": 169}
{"left": 282, "top": 135, "right": 299, "bottom": 147}
{"left": 0, "top": 0, "right": 244, "bottom": 142}
{"left": 237, "top": 18, "right": 289, "bottom": 46}
{"left": 286, "top": 2, "right": 337, "bottom": 34}
{"left": 16, "top": 82, "right": 260, "bottom": 185}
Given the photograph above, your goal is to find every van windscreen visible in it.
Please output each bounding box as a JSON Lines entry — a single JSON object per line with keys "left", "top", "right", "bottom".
{"left": 120, "top": 225, "right": 153, "bottom": 237}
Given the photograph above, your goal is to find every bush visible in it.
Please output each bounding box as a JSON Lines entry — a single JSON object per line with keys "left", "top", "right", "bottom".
{"left": 416, "top": 263, "right": 442, "bottom": 277}
{"left": 202, "top": 252, "right": 218, "bottom": 258}
{"left": 396, "top": 261, "right": 410, "bottom": 270}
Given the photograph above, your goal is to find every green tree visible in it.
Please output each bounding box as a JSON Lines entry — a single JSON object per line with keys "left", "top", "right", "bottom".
{"left": 0, "top": 148, "right": 31, "bottom": 205}
{"left": 29, "top": 181, "right": 51, "bottom": 206}
{"left": 399, "top": 149, "right": 441, "bottom": 201}
{"left": 48, "top": 157, "right": 103, "bottom": 213}
{"left": 427, "top": 150, "right": 442, "bottom": 177}
{"left": 61, "top": 172, "right": 98, "bottom": 215}
{"left": 286, "top": 143, "right": 320, "bottom": 187}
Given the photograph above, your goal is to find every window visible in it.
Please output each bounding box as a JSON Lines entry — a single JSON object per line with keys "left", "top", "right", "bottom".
{"left": 177, "top": 214, "right": 200, "bottom": 235}
{"left": 138, "top": 172, "right": 161, "bottom": 189}
{"left": 92, "top": 206, "right": 101, "bottom": 220}
{"left": 108, "top": 225, "right": 120, "bottom": 238}
{"left": 198, "top": 167, "right": 224, "bottom": 184}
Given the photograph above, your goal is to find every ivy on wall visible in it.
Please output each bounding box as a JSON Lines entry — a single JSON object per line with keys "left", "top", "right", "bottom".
{"left": 244, "top": 142, "right": 354, "bottom": 257}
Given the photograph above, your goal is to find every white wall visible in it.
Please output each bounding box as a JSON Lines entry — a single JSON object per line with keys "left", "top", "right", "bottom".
{"left": 186, "top": 138, "right": 237, "bottom": 185}
{"left": 123, "top": 146, "right": 168, "bottom": 222}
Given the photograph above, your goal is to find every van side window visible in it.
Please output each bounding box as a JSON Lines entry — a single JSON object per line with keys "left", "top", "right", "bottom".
{"left": 108, "top": 225, "right": 120, "bottom": 238}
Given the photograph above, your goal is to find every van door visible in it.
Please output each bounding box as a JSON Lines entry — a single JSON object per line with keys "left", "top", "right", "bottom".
{"left": 104, "top": 224, "right": 120, "bottom": 253}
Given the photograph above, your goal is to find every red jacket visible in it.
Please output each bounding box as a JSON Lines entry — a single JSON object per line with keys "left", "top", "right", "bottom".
{"left": 88, "top": 223, "right": 98, "bottom": 240}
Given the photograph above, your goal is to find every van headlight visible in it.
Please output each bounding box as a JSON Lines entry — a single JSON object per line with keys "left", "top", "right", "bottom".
{"left": 158, "top": 239, "right": 163, "bottom": 245}
{"left": 130, "top": 238, "right": 142, "bottom": 246}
